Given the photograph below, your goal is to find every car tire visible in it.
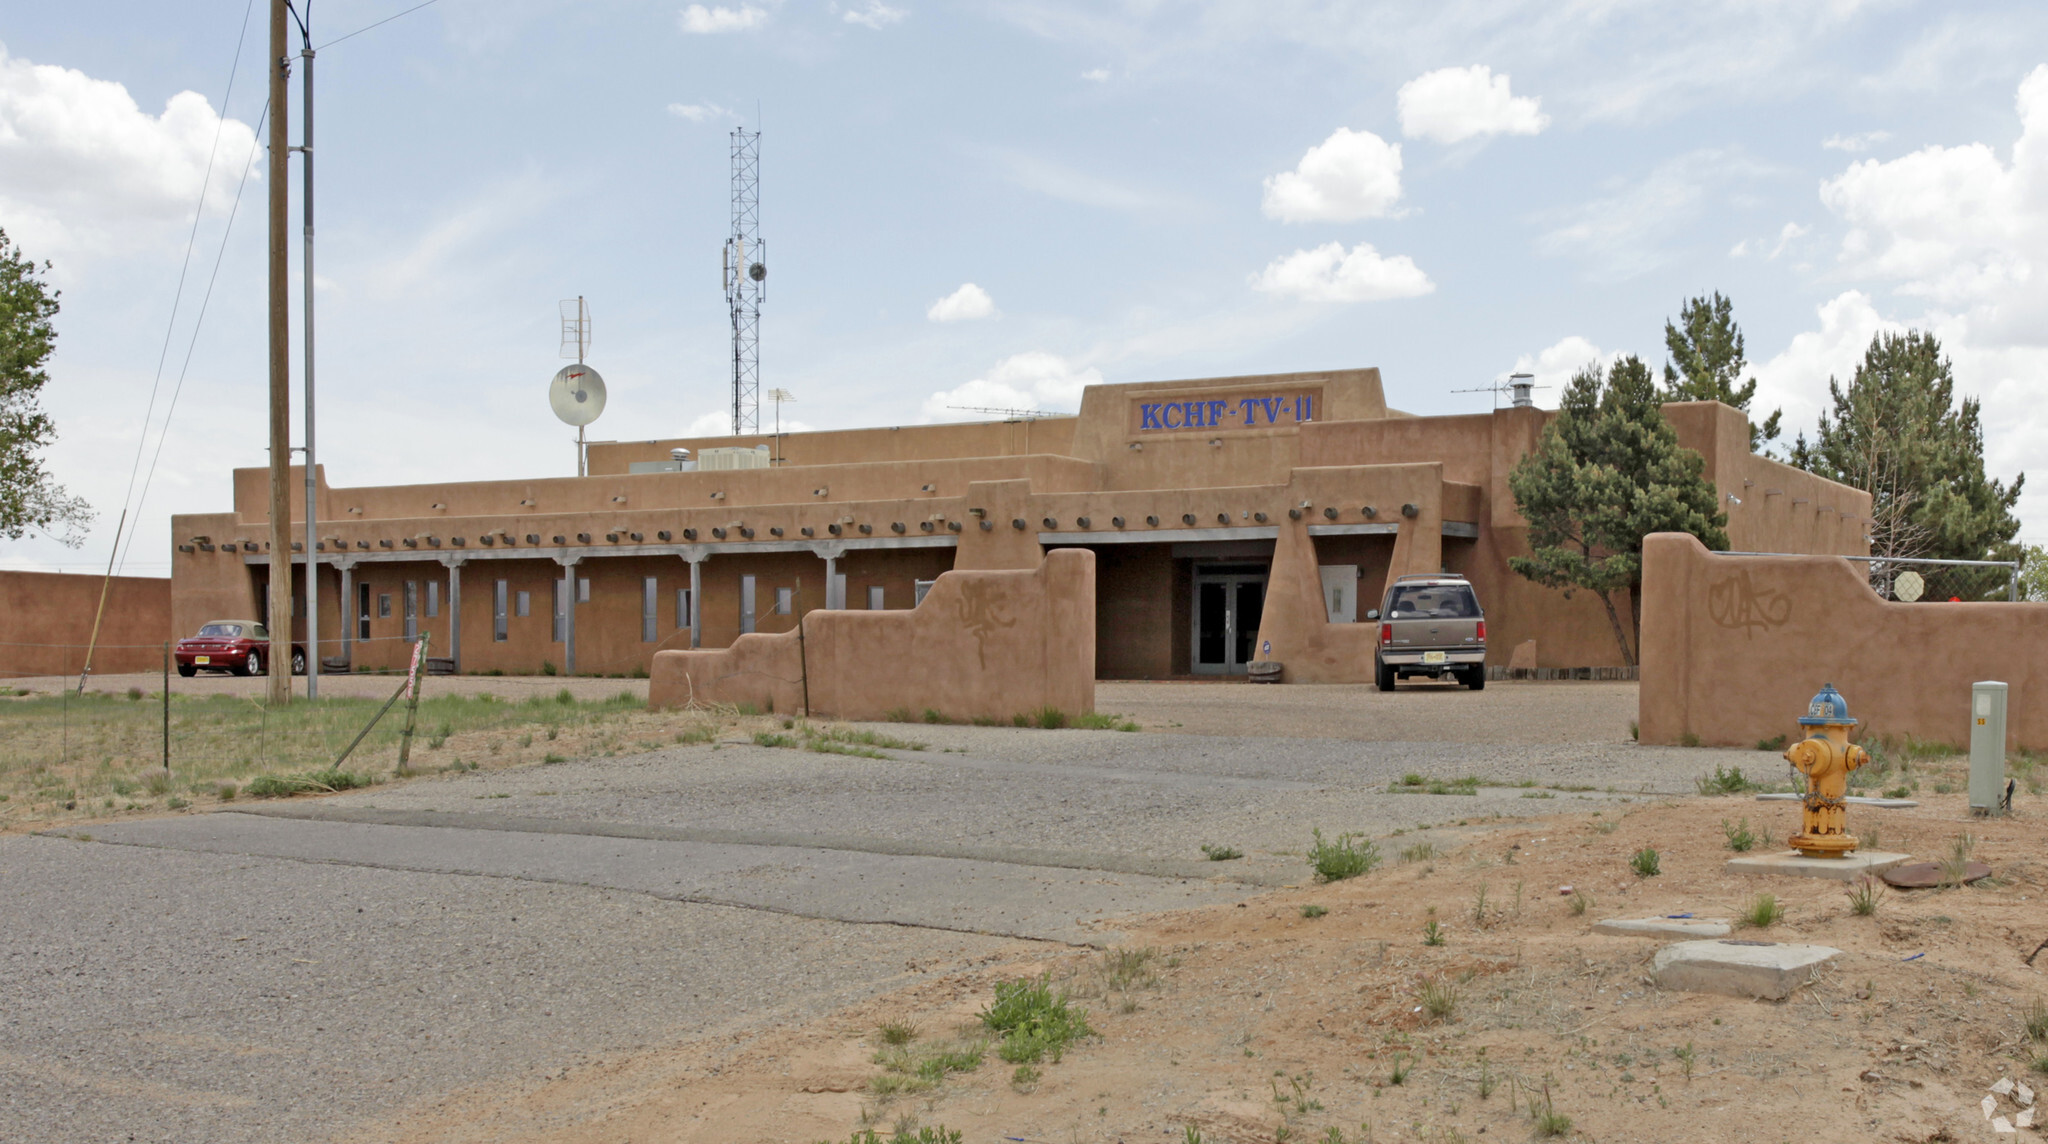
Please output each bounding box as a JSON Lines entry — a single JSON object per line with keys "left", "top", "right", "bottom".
{"left": 245, "top": 650, "right": 263, "bottom": 677}
{"left": 291, "top": 648, "right": 307, "bottom": 675}
{"left": 1375, "top": 658, "right": 1395, "bottom": 692}
{"left": 1464, "top": 666, "right": 1486, "bottom": 691}
{"left": 176, "top": 664, "right": 197, "bottom": 678}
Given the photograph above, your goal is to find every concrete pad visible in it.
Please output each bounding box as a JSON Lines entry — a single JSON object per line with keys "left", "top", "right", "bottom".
{"left": 1754, "top": 793, "right": 1919, "bottom": 808}
{"left": 1652, "top": 939, "right": 1841, "bottom": 1000}
{"left": 1724, "top": 849, "right": 1911, "bottom": 882}
{"left": 1593, "top": 917, "right": 1732, "bottom": 938}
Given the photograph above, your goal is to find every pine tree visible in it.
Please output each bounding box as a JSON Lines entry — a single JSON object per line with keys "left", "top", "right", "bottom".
{"left": 1509, "top": 356, "right": 1729, "bottom": 665}
{"left": 1789, "top": 330, "right": 2022, "bottom": 579}
{"left": 1661, "top": 292, "right": 1782, "bottom": 450}
{"left": 0, "top": 228, "right": 90, "bottom": 545}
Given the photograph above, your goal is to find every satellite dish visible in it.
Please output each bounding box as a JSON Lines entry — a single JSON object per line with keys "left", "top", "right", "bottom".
{"left": 748, "top": 261, "right": 766, "bottom": 282}
{"left": 550, "top": 364, "right": 607, "bottom": 427}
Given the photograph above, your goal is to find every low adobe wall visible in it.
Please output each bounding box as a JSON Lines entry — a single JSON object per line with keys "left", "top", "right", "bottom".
{"left": 1639, "top": 533, "right": 2045, "bottom": 750}
{"left": 649, "top": 549, "right": 1094, "bottom": 722}
{"left": 0, "top": 570, "right": 174, "bottom": 680}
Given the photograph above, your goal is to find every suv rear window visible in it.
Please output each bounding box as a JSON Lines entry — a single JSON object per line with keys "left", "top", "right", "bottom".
{"left": 1385, "top": 584, "right": 1479, "bottom": 619}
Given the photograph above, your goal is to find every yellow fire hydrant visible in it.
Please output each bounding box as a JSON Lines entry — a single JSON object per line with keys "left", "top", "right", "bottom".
{"left": 1782, "top": 683, "right": 1870, "bottom": 857}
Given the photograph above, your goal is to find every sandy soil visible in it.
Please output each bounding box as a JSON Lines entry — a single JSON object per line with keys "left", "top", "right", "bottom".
{"left": 336, "top": 792, "right": 2048, "bottom": 1144}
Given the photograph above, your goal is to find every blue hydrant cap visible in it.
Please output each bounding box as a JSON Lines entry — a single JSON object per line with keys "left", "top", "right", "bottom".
{"left": 1798, "top": 682, "right": 1857, "bottom": 726}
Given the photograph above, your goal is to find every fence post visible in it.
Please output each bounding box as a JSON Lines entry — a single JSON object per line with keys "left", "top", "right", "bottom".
{"left": 396, "top": 633, "right": 430, "bottom": 772}
{"left": 162, "top": 641, "right": 170, "bottom": 774}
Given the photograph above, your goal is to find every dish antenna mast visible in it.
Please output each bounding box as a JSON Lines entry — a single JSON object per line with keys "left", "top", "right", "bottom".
{"left": 552, "top": 296, "right": 606, "bottom": 475}
{"left": 723, "top": 126, "right": 765, "bottom": 437}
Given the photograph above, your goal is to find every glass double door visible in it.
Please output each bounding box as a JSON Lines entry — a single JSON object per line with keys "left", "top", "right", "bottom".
{"left": 1192, "top": 567, "right": 1266, "bottom": 675}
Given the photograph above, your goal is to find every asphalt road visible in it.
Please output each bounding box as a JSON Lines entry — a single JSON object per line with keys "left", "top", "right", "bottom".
{"left": 2, "top": 688, "right": 1758, "bottom": 1144}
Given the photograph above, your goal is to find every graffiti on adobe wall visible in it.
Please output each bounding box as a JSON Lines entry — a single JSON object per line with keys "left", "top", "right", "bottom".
{"left": 1707, "top": 571, "right": 1792, "bottom": 636}
{"left": 954, "top": 581, "right": 1018, "bottom": 669}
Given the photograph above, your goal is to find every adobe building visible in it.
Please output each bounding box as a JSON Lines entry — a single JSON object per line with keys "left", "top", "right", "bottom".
{"left": 166, "top": 367, "right": 1868, "bottom": 681}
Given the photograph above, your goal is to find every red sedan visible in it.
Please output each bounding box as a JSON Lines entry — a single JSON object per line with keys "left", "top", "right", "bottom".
{"left": 174, "top": 620, "right": 306, "bottom": 678}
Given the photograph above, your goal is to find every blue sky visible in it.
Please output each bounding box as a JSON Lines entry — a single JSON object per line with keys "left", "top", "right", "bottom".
{"left": 4, "top": 0, "right": 2047, "bottom": 575}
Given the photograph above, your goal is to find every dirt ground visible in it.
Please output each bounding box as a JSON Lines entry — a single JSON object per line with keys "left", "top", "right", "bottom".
{"left": 340, "top": 792, "right": 2047, "bottom": 1144}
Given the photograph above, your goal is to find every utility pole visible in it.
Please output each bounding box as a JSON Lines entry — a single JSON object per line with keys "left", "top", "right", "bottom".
{"left": 265, "top": 0, "right": 292, "bottom": 707}
{"left": 297, "top": 23, "right": 318, "bottom": 699}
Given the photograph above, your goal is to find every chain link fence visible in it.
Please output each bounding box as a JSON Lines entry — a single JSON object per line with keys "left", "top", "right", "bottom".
{"left": 1719, "top": 552, "right": 2022, "bottom": 602}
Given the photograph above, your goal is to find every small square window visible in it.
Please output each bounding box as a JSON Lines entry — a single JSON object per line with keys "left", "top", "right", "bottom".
{"left": 378, "top": 593, "right": 392, "bottom": 619}
{"left": 775, "top": 587, "right": 793, "bottom": 615}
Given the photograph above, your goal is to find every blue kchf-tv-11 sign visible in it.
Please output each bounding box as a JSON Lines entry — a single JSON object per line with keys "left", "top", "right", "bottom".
{"left": 1134, "top": 392, "right": 1317, "bottom": 432}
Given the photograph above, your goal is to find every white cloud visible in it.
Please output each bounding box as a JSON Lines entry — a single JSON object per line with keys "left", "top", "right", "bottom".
{"left": 1506, "top": 336, "right": 1609, "bottom": 397}
{"left": 1396, "top": 65, "right": 1549, "bottom": 145}
{"left": 1822, "top": 130, "right": 1891, "bottom": 153}
{"left": 1081, "top": 68, "right": 1111, "bottom": 82}
{"left": 1249, "top": 241, "right": 1434, "bottom": 303}
{"left": 920, "top": 352, "right": 1100, "bottom": 422}
{"left": 1769, "top": 221, "right": 1810, "bottom": 260}
{"left": 1818, "top": 64, "right": 2048, "bottom": 335}
{"left": 0, "top": 42, "right": 259, "bottom": 258}
{"left": 1753, "top": 291, "right": 1898, "bottom": 434}
{"left": 1729, "top": 239, "right": 1750, "bottom": 258}
{"left": 842, "top": 1, "right": 906, "bottom": 28}
{"left": 666, "top": 102, "right": 734, "bottom": 122}
{"left": 926, "top": 283, "right": 996, "bottom": 322}
{"left": 678, "top": 4, "right": 767, "bottom": 34}
{"left": 1260, "top": 128, "right": 1403, "bottom": 222}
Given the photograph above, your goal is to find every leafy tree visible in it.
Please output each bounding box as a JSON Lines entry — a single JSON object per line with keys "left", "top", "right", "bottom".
{"left": 1789, "top": 330, "right": 2022, "bottom": 577}
{"left": 1662, "top": 291, "right": 1782, "bottom": 450}
{"left": 2019, "top": 543, "right": 2048, "bottom": 603}
{"left": 1, "top": 228, "right": 90, "bottom": 546}
{"left": 1509, "top": 355, "right": 1730, "bottom": 665}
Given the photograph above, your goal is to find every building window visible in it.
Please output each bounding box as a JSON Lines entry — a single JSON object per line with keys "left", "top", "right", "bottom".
{"left": 403, "top": 581, "right": 418, "bottom": 640}
{"left": 740, "top": 575, "right": 757, "bottom": 635}
{"left": 675, "top": 588, "right": 692, "bottom": 631}
{"left": 493, "top": 580, "right": 509, "bottom": 642}
{"left": 577, "top": 577, "right": 590, "bottom": 603}
{"left": 642, "top": 576, "right": 658, "bottom": 643}
{"left": 378, "top": 593, "right": 392, "bottom": 619}
{"left": 426, "top": 580, "right": 440, "bottom": 618}
{"left": 775, "top": 586, "right": 793, "bottom": 615}
{"left": 913, "top": 579, "right": 935, "bottom": 607}
{"left": 867, "top": 585, "right": 885, "bottom": 610}
{"left": 515, "top": 590, "right": 530, "bottom": 618}
{"left": 552, "top": 579, "right": 567, "bottom": 643}
{"left": 358, "top": 584, "right": 372, "bottom": 640}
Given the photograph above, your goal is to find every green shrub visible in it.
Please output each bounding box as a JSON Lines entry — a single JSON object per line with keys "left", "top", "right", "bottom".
{"left": 1307, "top": 828, "right": 1381, "bottom": 881}
{"left": 980, "top": 975, "right": 1093, "bottom": 1064}
{"left": 1630, "top": 847, "right": 1661, "bottom": 877}
{"left": 1200, "top": 843, "right": 1242, "bottom": 861}
{"left": 1722, "top": 818, "right": 1757, "bottom": 852}
{"left": 1072, "top": 711, "right": 1139, "bottom": 731}
{"left": 1739, "top": 892, "right": 1785, "bottom": 928}
{"left": 1695, "top": 765, "right": 1757, "bottom": 795}
{"left": 1300, "top": 904, "right": 1328, "bottom": 919}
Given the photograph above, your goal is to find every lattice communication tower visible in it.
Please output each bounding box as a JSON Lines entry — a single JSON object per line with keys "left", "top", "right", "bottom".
{"left": 723, "top": 128, "right": 765, "bottom": 436}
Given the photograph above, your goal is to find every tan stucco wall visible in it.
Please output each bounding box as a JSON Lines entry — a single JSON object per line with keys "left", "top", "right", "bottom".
{"left": 0, "top": 570, "right": 173, "bottom": 678}
{"left": 1639, "top": 532, "right": 2043, "bottom": 750}
{"left": 648, "top": 549, "right": 1095, "bottom": 722}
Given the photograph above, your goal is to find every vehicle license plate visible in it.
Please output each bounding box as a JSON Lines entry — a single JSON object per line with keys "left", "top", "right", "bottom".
{"left": 1422, "top": 651, "right": 1447, "bottom": 665}
{"left": 194, "top": 656, "right": 210, "bottom": 664}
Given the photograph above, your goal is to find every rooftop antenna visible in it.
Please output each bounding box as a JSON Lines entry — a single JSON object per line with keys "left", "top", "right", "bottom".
{"left": 945, "top": 405, "right": 1073, "bottom": 421}
{"left": 1451, "top": 372, "right": 1545, "bottom": 410}
{"left": 767, "top": 387, "right": 793, "bottom": 464}
{"left": 552, "top": 296, "right": 605, "bottom": 475}
{"left": 723, "top": 125, "right": 764, "bottom": 437}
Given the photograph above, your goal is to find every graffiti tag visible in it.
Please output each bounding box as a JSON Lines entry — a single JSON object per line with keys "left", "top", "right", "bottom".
{"left": 1707, "top": 571, "right": 1793, "bottom": 637}
{"left": 954, "top": 581, "right": 1018, "bottom": 669}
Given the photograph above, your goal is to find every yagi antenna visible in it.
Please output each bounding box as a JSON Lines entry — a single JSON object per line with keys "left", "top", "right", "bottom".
{"left": 946, "top": 405, "right": 1073, "bottom": 421}
{"left": 1452, "top": 372, "right": 1546, "bottom": 410}
{"left": 559, "top": 296, "right": 591, "bottom": 363}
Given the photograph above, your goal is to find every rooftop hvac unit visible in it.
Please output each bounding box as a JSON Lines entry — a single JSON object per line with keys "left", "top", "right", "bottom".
{"left": 696, "top": 444, "right": 773, "bottom": 471}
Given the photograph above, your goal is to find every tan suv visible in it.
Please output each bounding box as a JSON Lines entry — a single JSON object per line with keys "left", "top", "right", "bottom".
{"left": 1368, "top": 574, "right": 1486, "bottom": 691}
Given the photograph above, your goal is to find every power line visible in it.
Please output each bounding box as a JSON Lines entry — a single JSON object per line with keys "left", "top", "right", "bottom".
{"left": 102, "top": 0, "right": 258, "bottom": 573}
{"left": 120, "top": 99, "right": 271, "bottom": 577}
{"left": 317, "top": 0, "right": 440, "bottom": 50}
